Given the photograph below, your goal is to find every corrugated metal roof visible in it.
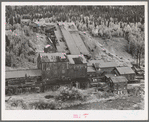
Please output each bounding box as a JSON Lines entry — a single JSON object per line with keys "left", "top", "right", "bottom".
{"left": 6, "top": 69, "right": 41, "bottom": 79}
{"left": 71, "top": 32, "right": 90, "bottom": 55}
{"left": 110, "top": 76, "right": 128, "bottom": 83}
{"left": 60, "top": 26, "right": 80, "bottom": 55}
{"left": 39, "top": 53, "right": 68, "bottom": 63}
{"left": 58, "top": 22, "right": 89, "bottom": 55}
{"left": 116, "top": 67, "right": 135, "bottom": 75}
{"left": 67, "top": 55, "right": 87, "bottom": 64}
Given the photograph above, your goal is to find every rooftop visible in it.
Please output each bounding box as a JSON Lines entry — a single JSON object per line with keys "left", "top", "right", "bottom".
{"left": 70, "top": 32, "right": 90, "bottom": 55}
{"left": 39, "top": 53, "right": 68, "bottom": 63}
{"left": 87, "top": 66, "right": 96, "bottom": 73}
{"left": 116, "top": 67, "right": 135, "bottom": 75}
{"left": 60, "top": 25, "right": 80, "bottom": 55}
{"left": 67, "top": 55, "right": 87, "bottom": 64}
{"left": 6, "top": 69, "right": 41, "bottom": 79}
{"left": 88, "top": 60, "right": 104, "bottom": 66}
{"left": 110, "top": 76, "right": 128, "bottom": 83}
{"left": 94, "top": 61, "right": 118, "bottom": 68}
{"left": 58, "top": 22, "right": 89, "bottom": 55}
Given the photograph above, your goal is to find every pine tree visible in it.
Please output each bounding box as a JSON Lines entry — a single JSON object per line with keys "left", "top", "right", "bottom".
{"left": 9, "top": 16, "right": 13, "bottom": 26}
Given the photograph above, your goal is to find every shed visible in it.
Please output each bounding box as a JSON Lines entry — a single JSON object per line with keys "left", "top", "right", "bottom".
{"left": 93, "top": 61, "right": 118, "bottom": 74}
{"left": 114, "top": 67, "right": 135, "bottom": 81}
{"left": 109, "top": 76, "right": 128, "bottom": 95}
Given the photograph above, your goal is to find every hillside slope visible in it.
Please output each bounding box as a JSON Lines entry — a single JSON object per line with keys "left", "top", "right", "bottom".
{"left": 5, "top": 24, "right": 47, "bottom": 70}
{"left": 80, "top": 31, "right": 135, "bottom": 67}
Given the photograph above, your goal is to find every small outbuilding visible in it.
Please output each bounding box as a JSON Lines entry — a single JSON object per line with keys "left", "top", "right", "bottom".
{"left": 93, "top": 61, "right": 118, "bottom": 74}
{"left": 107, "top": 76, "right": 128, "bottom": 95}
{"left": 114, "top": 67, "right": 135, "bottom": 81}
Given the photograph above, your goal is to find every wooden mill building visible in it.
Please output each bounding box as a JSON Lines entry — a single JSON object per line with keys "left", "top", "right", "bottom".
{"left": 37, "top": 53, "right": 69, "bottom": 80}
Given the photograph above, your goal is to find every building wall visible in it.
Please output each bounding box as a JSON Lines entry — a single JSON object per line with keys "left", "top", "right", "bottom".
{"left": 122, "top": 74, "right": 135, "bottom": 81}
{"left": 87, "top": 72, "right": 97, "bottom": 77}
{"left": 68, "top": 64, "right": 87, "bottom": 79}
{"left": 42, "top": 62, "right": 68, "bottom": 80}
{"left": 107, "top": 77, "right": 127, "bottom": 94}
{"left": 38, "top": 55, "right": 87, "bottom": 80}
{"left": 112, "top": 82, "right": 127, "bottom": 94}
{"left": 98, "top": 67, "right": 115, "bottom": 74}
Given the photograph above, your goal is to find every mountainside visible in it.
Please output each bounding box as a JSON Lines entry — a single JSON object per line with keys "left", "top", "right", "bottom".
{"left": 5, "top": 24, "right": 47, "bottom": 70}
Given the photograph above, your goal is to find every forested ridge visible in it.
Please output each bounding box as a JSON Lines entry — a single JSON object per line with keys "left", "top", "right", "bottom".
{"left": 5, "top": 6, "right": 145, "bottom": 69}
{"left": 6, "top": 6, "right": 144, "bottom": 23}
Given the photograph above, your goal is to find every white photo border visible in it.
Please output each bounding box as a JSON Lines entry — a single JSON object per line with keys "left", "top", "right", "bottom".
{"left": 1, "top": 1, "right": 148, "bottom": 120}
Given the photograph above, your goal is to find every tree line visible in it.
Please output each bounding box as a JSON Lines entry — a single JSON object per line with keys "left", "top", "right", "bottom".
{"left": 6, "top": 6, "right": 144, "bottom": 26}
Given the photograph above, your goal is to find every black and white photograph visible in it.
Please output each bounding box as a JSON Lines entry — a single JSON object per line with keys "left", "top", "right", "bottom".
{"left": 1, "top": 1, "right": 148, "bottom": 121}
